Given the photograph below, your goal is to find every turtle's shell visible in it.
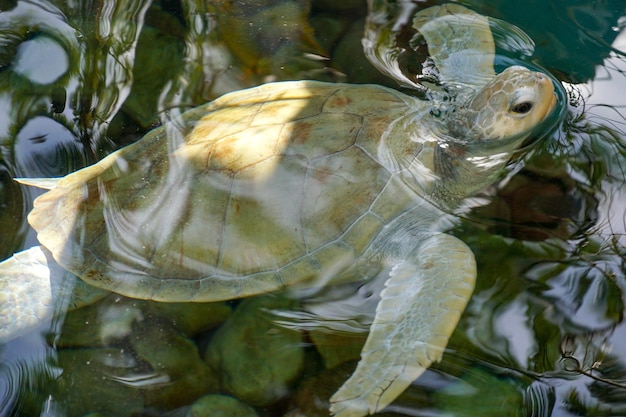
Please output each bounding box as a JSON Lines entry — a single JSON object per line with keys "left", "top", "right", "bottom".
{"left": 31, "top": 81, "right": 437, "bottom": 301}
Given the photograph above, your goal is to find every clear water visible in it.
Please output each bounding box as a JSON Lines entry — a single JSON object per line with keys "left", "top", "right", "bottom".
{"left": 0, "top": 0, "right": 625, "bottom": 416}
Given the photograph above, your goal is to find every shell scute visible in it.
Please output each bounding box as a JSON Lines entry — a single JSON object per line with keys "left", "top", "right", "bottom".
{"left": 308, "top": 241, "right": 356, "bottom": 279}
{"left": 369, "top": 176, "right": 421, "bottom": 221}
{"left": 323, "top": 85, "right": 410, "bottom": 116}
{"left": 302, "top": 146, "right": 391, "bottom": 249}
{"left": 277, "top": 255, "right": 321, "bottom": 287}
{"left": 283, "top": 112, "right": 363, "bottom": 160}
{"left": 218, "top": 155, "right": 308, "bottom": 274}
{"left": 339, "top": 212, "right": 385, "bottom": 255}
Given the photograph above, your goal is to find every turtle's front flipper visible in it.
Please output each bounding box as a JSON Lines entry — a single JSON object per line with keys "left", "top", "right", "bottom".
{"left": 412, "top": 4, "right": 495, "bottom": 91}
{"left": 329, "top": 233, "right": 476, "bottom": 417}
{"left": 0, "top": 246, "right": 107, "bottom": 342}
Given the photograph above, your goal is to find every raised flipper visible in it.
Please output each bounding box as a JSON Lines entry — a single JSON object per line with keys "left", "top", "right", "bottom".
{"left": 329, "top": 233, "right": 476, "bottom": 417}
{"left": 0, "top": 246, "right": 108, "bottom": 342}
{"left": 412, "top": 3, "right": 495, "bottom": 91}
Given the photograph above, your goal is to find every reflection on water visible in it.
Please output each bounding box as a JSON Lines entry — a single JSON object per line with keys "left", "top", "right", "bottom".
{"left": 0, "top": 0, "right": 625, "bottom": 416}
{"left": 12, "top": 35, "right": 69, "bottom": 85}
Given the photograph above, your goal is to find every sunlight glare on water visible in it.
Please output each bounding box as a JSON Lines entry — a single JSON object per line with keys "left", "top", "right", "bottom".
{"left": 12, "top": 35, "right": 69, "bottom": 85}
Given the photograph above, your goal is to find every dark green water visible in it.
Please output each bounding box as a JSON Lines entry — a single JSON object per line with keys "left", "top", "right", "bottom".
{"left": 0, "top": 0, "right": 625, "bottom": 416}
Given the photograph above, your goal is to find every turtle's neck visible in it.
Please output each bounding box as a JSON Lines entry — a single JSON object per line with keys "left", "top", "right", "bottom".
{"left": 430, "top": 139, "right": 515, "bottom": 210}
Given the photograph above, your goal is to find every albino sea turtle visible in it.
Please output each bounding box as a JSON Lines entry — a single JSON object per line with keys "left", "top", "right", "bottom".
{"left": 0, "top": 4, "right": 558, "bottom": 417}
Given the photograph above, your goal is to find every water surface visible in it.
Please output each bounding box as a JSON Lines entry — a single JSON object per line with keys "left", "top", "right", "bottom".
{"left": 1, "top": 1, "right": 625, "bottom": 416}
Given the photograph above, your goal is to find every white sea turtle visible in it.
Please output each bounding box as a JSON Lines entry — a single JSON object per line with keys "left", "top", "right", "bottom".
{"left": 0, "top": 4, "right": 558, "bottom": 416}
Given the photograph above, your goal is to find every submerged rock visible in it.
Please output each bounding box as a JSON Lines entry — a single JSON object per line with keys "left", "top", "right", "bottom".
{"left": 308, "top": 329, "right": 365, "bottom": 369}
{"left": 205, "top": 295, "right": 304, "bottom": 406}
{"left": 131, "top": 319, "right": 219, "bottom": 410}
{"left": 187, "top": 394, "right": 259, "bottom": 417}
{"left": 54, "top": 348, "right": 144, "bottom": 417}
{"left": 143, "top": 299, "right": 232, "bottom": 337}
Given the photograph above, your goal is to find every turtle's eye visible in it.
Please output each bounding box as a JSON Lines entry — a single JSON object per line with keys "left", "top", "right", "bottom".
{"left": 511, "top": 101, "right": 533, "bottom": 114}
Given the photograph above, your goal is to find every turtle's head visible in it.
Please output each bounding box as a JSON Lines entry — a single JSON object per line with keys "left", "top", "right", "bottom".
{"left": 452, "top": 66, "right": 557, "bottom": 147}
{"left": 433, "top": 66, "right": 557, "bottom": 206}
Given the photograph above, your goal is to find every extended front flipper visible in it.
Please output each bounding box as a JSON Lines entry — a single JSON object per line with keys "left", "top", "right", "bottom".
{"left": 329, "top": 233, "right": 476, "bottom": 417}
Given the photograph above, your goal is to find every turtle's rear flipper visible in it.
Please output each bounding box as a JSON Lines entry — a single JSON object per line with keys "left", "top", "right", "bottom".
{"left": 0, "top": 246, "right": 106, "bottom": 342}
